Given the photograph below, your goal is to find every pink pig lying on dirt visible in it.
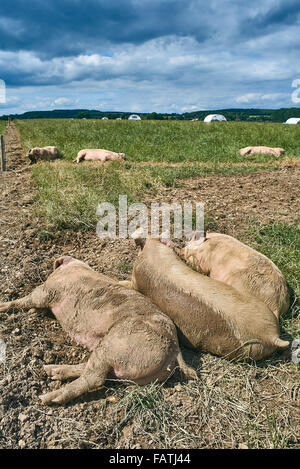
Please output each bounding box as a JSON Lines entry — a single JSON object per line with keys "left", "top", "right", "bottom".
{"left": 124, "top": 237, "right": 289, "bottom": 361}
{"left": 74, "top": 149, "right": 126, "bottom": 164}
{"left": 239, "top": 146, "right": 285, "bottom": 157}
{"left": 178, "top": 232, "right": 290, "bottom": 319}
{"left": 0, "top": 256, "right": 196, "bottom": 405}
{"left": 26, "top": 146, "right": 62, "bottom": 164}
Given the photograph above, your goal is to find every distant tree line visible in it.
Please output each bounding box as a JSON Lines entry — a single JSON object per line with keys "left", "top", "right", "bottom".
{"left": 1, "top": 107, "right": 300, "bottom": 122}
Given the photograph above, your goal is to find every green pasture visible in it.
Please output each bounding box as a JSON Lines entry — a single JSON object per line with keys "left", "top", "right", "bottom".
{"left": 16, "top": 119, "right": 300, "bottom": 163}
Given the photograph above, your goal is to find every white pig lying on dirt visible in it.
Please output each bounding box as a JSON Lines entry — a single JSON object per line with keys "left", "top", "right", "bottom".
{"left": 178, "top": 232, "right": 290, "bottom": 319}
{"left": 0, "top": 256, "right": 196, "bottom": 405}
{"left": 26, "top": 146, "right": 62, "bottom": 164}
{"left": 124, "top": 238, "right": 289, "bottom": 361}
{"left": 239, "top": 146, "right": 285, "bottom": 157}
{"left": 74, "top": 149, "right": 126, "bottom": 164}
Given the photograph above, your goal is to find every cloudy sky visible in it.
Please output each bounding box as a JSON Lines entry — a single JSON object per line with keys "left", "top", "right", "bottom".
{"left": 1, "top": 0, "right": 300, "bottom": 114}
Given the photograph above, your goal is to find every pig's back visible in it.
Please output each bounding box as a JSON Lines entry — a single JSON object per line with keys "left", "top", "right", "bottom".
{"left": 206, "top": 233, "right": 289, "bottom": 315}
{"left": 48, "top": 264, "right": 175, "bottom": 350}
{"left": 134, "top": 240, "right": 280, "bottom": 359}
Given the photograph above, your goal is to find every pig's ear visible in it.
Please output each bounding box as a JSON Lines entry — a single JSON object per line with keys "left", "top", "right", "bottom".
{"left": 134, "top": 237, "right": 146, "bottom": 249}
{"left": 190, "top": 230, "right": 206, "bottom": 243}
{"left": 131, "top": 227, "right": 146, "bottom": 249}
{"left": 159, "top": 232, "right": 174, "bottom": 248}
{"left": 53, "top": 257, "right": 65, "bottom": 270}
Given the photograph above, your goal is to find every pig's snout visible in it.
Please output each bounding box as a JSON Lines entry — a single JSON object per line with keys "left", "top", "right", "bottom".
{"left": 27, "top": 150, "right": 35, "bottom": 164}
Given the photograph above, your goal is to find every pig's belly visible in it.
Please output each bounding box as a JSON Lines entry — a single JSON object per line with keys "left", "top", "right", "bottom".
{"left": 85, "top": 154, "right": 106, "bottom": 161}
{"left": 68, "top": 331, "right": 101, "bottom": 351}
{"left": 51, "top": 302, "right": 109, "bottom": 351}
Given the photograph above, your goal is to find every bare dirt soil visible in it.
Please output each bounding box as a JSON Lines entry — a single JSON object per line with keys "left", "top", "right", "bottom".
{"left": 0, "top": 124, "right": 299, "bottom": 449}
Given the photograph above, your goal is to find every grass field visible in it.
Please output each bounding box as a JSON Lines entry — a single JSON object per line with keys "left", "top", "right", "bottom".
{"left": 16, "top": 118, "right": 300, "bottom": 163}
{"left": 31, "top": 161, "right": 282, "bottom": 231}
{"left": 15, "top": 118, "right": 299, "bottom": 232}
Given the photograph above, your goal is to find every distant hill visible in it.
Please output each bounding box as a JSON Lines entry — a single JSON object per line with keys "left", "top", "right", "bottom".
{"left": 1, "top": 107, "right": 300, "bottom": 122}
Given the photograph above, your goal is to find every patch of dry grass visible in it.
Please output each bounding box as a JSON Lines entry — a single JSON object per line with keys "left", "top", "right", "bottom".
{"left": 39, "top": 353, "right": 298, "bottom": 449}
{"left": 31, "top": 160, "right": 281, "bottom": 231}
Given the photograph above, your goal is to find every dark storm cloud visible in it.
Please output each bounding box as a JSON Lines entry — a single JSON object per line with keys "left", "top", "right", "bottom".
{"left": 240, "top": 0, "right": 300, "bottom": 36}
{"left": 263, "top": 0, "right": 300, "bottom": 25}
{"left": 0, "top": 0, "right": 299, "bottom": 113}
{"left": 0, "top": 0, "right": 211, "bottom": 57}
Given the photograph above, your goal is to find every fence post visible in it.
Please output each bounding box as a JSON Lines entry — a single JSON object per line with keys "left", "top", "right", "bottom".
{"left": 0, "top": 134, "right": 6, "bottom": 171}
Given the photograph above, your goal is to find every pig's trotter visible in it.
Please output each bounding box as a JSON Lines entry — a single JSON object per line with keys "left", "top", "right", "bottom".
{"left": 0, "top": 299, "right": 31, "bottom": 313}
{"left": 44, "top": 363, "right": 87, "bottom": 381}
{"left": 0, "top": 286, "right": 51, "bottom": 313}
{"left": 176, "top": 351, "right": 198, "bottom": 380}
{"left": 40, "top": 349, "right": 110, "bottom": 405}
{"left": 0, "top": 302, "right": 13, "bottom": 313}
{"left": 74, "top": 153, "right": 85, "bottom": 164}
{"left": 40, "top": 370, "right": 108, "bottom": 405}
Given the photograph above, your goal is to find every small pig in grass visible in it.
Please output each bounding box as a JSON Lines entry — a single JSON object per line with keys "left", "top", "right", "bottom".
{"left": 73, "top": 149, "right": 126, "bottom": 164}
{"left": 239, "top": 146, "right": 285, "bottom": 157}
{"left": 0, "top": 256, "right": 196, "bottom": 405}
{"left": 178, "top": 232, "right": 290, "bottom": 319}
{"left": 26, "top": 146, "right": 62, "bottom": 164}
{"left": 124, "top": 237, "right": 289, "bottom": 361}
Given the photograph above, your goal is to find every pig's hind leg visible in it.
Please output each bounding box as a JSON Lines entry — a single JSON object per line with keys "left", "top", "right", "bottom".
{"left": 44, "top": 363, "right": 87, "bottom": 381}
{"left": 0, "top": 285, "right": 52, "bottom": 313}
{"left": 40, "top": 319, "right": 181, "bottom": 405}
{"left": 98, "top": 319, "right": 179, "bottom": 385}
{"left": 73, "top": 152, "right": 85, "bottom": 164}
{"left": 40, "top": 348, "right": 110, "bottom": 405}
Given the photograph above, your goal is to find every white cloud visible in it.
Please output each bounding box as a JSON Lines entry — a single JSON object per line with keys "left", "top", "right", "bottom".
{"left": 236, "top": 93, "right": 286, "bottom": 103}
{"left": 181, "top": 105, "right": 201, "bottom": 112}
{"left": 1, "top": 12, "right": 300, "bottom": 114}
{"left": 52, "top": 97, "right": 73, "bottom": 106}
